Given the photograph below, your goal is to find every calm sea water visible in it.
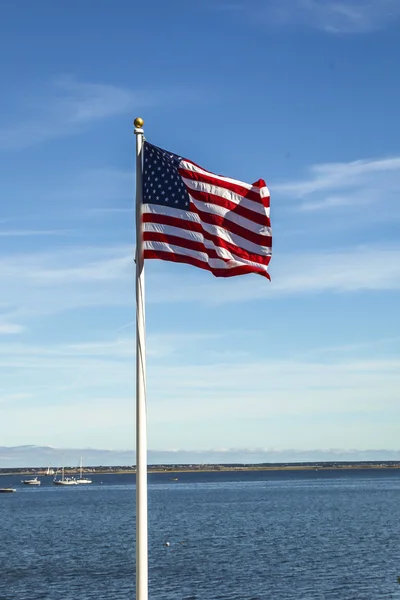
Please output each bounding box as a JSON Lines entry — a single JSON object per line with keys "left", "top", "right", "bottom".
{"left": 1, "top": 469, "right": 400, "bottom": 599}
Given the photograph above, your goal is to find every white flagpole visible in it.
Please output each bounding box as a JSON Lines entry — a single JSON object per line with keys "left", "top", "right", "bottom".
{"left": 134, "top": 117, "right": 148, "bottom": 600}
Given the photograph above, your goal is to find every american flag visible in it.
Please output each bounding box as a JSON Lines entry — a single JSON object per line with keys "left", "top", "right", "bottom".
{"left": 142, "top": 142, "right": 272, "bottom": 279}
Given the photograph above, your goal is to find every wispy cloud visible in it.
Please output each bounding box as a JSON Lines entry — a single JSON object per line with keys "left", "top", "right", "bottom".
{"left": 273, "top": 156, "right": 400, "bottom": 219}
{"left": 0, "top": 316, "right": 398, "bottom": 449}
{"left": 54, "top": 77, "right": 134, "bottom": 124}
{"left": 0, "top": 392, "right": 32, "bottom": 404}
{"left": 301, "top": 0, "right": 400, "bottom": 33}
{"left": 66, "top": 331, "right": 221, "bottom": 360}
{"left": 0, "top": 245, "right": 133, "bottom": 321}
{"left": 0, "top": 167, "right": 134, "bottom": 224}
{"left": 0, "top": 331, "right": 219, "bottom": 363}
{"left": 302, "top": 336, "right": 400, "bottom": 359}
{"left": 0, "top": 76, "right": 203, "bottom": 151}
{"left": 0, "top": 323, "right": 25, "bottom": 335}
{"left": 0, "top": 330, "right": 398, "bottom": 401}
{"left": 65, "top": 168, "right": 134, "bottom": 214}
{"left": 215, "top": 0, "right": 400, "bottom": 33}
{"left": 0, "top": 243, "right": 399, "bottom": 324}
{"left": 1, "top": 334, "right": 399, "bottom": 444}
{"left": 275, "top": 157, "right": 400, "bottom": 198}
{"left": 0, "top": 229, "right": 67, "bottom": 237}
{"left": 0, "top": 77, "right": 136, "bottom": 150}
{"left": 146, "top": 244, "right": 400, "bottom": 305}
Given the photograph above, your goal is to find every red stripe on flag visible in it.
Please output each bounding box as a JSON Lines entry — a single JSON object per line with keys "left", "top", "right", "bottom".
{"left": 179, "top": 163, "right": 270, "bottom": 208}
{"left": 187, "top": 187, "right": 271, "bottom": 228}
{"left": 143, "top": 226, "right": 271, "bottom": 266}
{"left": 142, "top": 211, "right": 272, "bottom": 252}
{"left": 144, "top": 249, "right": 271, "bottom": 279}
{"left": 189, "top": 201, "right": 271, "bottom": 248}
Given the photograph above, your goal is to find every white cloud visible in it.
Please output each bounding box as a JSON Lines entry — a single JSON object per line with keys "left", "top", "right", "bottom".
{"left": 0, "top": 229, "right": 67, "bottom": 237}
{"left": 0, "top": 392, "right": 32, "bottom": 404}
{"left": 0, "top": 243, "right": 399, "bottom": 324}
{"left": 145, "top": 245, "right": 400, "bottom": 305}
{"left": 272, "top": 246, "right": 400, "bottom": 294}
{"left": 302, "top": 336, "right": 400, "bottom": 358}
{"left": 0, "top": 245, "right": 134, "bottom": 320}
{"left": 0, "top": 77, "right": 136, "bottom": 150}
{"left": 0, "top": 239, "right": 396, "bottom": 449}
{"left": 0, "top": 333, "right": 399, "bottom": 448}
{"left": 273, "top": 156, "right": 400, "bottom": 222}
{"left": 66, "top": 331, "right": 221, "bottom": 359}
{"left": 55, "top": 77, "right": 134, "bottom": 124}
{"left": 0, "top": 331, "right": 221, "bottom": 405}
{"left": 0, "top": 333, "right": 398, "bottom": 408}
{"left": 0, "top": 167, "right": 134, "bottom": 223}
{"left": 212, "top": 0, "right": 400, "bottom": 33}
{"left": 0, "top": 77, "right": 203, "bottom": 151}
{"left": 243, "top": 0, "right": 400, "bottom": 34}
{"left": 275, "top": 156, "right": 400, "bottom": 198}
{"left": 295, "top": 0, "right": 400, "bottom": 33}
{"left": 63, "top": 168, "right": 133, "bottom": 204}
{"left": 0, "top": 323, "right": 25, "bottom": 335}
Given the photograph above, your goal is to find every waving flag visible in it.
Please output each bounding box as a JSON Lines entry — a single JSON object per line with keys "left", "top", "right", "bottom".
{"left": 142, "top": 142, "right": 272, "bottom": 279}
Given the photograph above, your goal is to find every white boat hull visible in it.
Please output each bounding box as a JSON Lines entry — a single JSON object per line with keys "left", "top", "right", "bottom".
{"left": 53, "top": 479, "right": 77, "bottom": 486}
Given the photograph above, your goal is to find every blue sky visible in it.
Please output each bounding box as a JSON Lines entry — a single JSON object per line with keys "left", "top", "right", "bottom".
{"left": 0, "top": 0, "right": 400, "bottom": 461}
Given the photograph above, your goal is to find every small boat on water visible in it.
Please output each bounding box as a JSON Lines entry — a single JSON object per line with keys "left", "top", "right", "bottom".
{"left": 75, "top": 457, "right": 92, "bottom": 485}
{"left": 22, "top": 477, "right": 41, "bottom": 486}
{"left": 0, "top": 488, "right": 16, "bottom": 493}
{"left": 53, "top": 476, "right": 77, "bottom": 486}
{"left": 53, "top": 466, "right": 77, "bottom": 486}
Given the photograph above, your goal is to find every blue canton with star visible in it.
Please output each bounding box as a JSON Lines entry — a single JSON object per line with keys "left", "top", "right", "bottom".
{"left": 143, "top": 142, "right": 190, "bottom": 209}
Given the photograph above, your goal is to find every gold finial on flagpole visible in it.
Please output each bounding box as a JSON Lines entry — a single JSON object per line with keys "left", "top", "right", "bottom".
{"left": 134, "top": 117, "right": 144, "bottom": 129}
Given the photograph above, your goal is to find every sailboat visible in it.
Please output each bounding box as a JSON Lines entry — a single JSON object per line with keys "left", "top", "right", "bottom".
{"left": 53, "top": 465, "right": 77, "bottom": 486}
{"left": 45, "top": 466, "right": 55, "bottom": 476}
{"left": 76, "top": 457, "right": 92, "bottom": 484}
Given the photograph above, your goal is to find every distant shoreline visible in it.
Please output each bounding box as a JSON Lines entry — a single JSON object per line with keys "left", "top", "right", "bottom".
{"left": 1, "top": 462, "right": 400, "bottom": 476}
